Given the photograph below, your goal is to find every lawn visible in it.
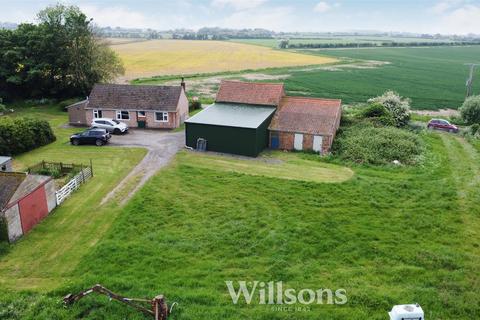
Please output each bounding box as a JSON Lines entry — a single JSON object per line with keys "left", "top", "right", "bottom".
{"left": 1, "top": 129, "right": 479, "bottom": 319}
{"left": 111, "top": 39, "right": 336, "bottom": 81}
{"left": 282, "top": 46, "right": 480, "bottom": 110}
{"left": 0, "top": 104, "right": 147, "bottom": 290}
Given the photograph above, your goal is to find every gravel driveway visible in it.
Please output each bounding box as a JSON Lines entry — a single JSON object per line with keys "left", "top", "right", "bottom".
{"left": 101, "top": 129, "right": 185, "bottom": 205}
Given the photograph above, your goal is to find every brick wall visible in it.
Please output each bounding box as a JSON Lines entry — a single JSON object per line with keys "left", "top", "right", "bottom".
{"left": 145, "top": 111, "right": 177, "bottom": 129}
{"left": 86, "top": 109, "right": 181, "bottom": 129}
{"left": 270, "top": 130, "right": 334, "bottom": 154}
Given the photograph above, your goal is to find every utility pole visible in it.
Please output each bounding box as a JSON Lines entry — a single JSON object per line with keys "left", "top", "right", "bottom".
{"left": 465, "top": 63, "right": 480, "bottom": 98}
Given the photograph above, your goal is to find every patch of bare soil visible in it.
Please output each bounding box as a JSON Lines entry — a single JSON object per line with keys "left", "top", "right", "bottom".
{"left": 163, "top": 73, "right": 291, "bottom": 99}
{"left": 299, "top": 60, "right": 390, "bottom": 72}
{"left": 414, "top": 109, "right": 460, "bottom": 117}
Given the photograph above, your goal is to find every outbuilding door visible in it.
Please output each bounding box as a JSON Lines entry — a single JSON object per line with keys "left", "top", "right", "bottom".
{"left": 313, "top": 135, "right": 323, "bottom": 153}
{"left": 294, "top": 133, "right": 303, "bottom": 150}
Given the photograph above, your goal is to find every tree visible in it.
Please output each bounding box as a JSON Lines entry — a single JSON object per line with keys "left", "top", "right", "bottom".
{"left": 0, "top": 4, "right": 124, "bottom": 99}
{"left": 367, "top": 91, "right": 411, "bottom": 127}
{"left": 279, "top": 39, "right": 289, "bottom": 49}
{"left": 460, "top": 95, "right": 480, "bottom": 124}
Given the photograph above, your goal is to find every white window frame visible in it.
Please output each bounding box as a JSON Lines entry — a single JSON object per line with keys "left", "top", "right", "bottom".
{"left": 155, "top": 111, "right": 169, "bottom": 122}
{"left": 138, "top": 111, "right": 146, "bottom": 117}
{"left": 116, "top": 110, "right": 130, "bottom": 120}
{"left": 93, "top": 109, "right": 102, "bottom": 119}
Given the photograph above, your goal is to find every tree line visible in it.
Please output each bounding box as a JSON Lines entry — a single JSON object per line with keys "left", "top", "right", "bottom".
{"left": 0, "top": 4, "right": 124, "bottom": 100}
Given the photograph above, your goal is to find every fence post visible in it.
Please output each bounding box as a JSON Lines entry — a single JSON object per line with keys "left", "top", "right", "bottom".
{"left": 90, "top": 159, "right": 94, "bottom": 177}
{"left": 42, "top": 160, "right": 45, "bottom": 169}
{"left": 81, "top": 164, "right": 85, "bottom": 183}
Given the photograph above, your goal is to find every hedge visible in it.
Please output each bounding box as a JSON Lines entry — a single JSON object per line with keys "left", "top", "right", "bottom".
{"left": 0, "top": 117, "right": 56, "bottom": 155}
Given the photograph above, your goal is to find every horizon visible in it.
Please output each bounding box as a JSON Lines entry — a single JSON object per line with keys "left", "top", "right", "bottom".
{"left": 1, "top": 0, "right": 480, "bottom": 35}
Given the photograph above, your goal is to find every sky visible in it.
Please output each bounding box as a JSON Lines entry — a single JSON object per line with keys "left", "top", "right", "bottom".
{"left": 1, "top": 0, "right": 480, "bottom": 35}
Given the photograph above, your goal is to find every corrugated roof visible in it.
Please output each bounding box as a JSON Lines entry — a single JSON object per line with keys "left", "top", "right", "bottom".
{"left": 66, "top": 99, "right": 88, "bottom": 109}
{"left": 8, "top": 174, "right": 51, "bottom": 205}
{"left": 185, "top": 103, "right": 276, "bottom": 129}
{"left": 87, "top": 84, "right": 183, "bottom": 112}
{"left": 269, "top": 96, "right": 342, "bottom": 135}
{"left": 216, "top": 80, "right": 284, "bottom": 106}
{"left": 0, "top": 172, "right": 26, "bottom": 210}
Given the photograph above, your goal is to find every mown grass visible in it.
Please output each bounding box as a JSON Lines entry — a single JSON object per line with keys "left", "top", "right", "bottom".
{"left": 2, "top": 131, "right": 479, "bottom": 319}
{"left": 0, "top": 104, "right": 146, "bottom": 290}
{"left": 177, "top": 150, "right": 353, "bottom": 183}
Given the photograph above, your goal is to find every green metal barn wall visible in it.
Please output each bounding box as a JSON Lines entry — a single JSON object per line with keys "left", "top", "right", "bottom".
{"left": 186, "top": 114, "right": 274, "bottom": 157}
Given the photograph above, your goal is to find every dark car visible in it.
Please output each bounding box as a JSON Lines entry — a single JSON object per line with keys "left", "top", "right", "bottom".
{"left": 70, "top": 129, "right": 111, "bottom": 146}
{"left": 427, "top": 119, "right": 459, "bottom": 133}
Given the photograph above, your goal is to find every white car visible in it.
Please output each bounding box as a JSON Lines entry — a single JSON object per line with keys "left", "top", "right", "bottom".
{"left": 91, "top": 118, "right": 129, "bottom": 134}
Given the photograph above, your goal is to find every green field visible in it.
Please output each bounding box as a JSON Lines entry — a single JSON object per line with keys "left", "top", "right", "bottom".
{"left": 1, "top": 105, "right": 480, "bottom": 319}
{"left": 279, "top": 46, "right": 480, "bottom": 109}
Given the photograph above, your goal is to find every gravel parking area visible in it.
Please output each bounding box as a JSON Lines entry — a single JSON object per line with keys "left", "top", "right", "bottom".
{"left": 101, "top": 129, "right": 185, "bottom": 205}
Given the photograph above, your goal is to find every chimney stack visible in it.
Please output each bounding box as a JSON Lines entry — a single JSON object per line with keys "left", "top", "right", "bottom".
{"left": 180, "top": 77, "right": 186, "bottom": 91}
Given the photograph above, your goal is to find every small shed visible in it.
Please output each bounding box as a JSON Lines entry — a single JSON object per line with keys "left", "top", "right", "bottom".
{"left": 185, "top": 103, "right": 276, "bottom": 157}
{"left": 0, "top": 156, "right": 12, "bottom": 172}
{"left": 0, "top": 172, "right": 57, "bottom": 242}
{"left": 66, "top": 99, "right": 88, "bottom": 126}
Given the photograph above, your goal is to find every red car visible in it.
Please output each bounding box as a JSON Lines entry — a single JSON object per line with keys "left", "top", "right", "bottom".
{"left": 427, "top": 119, "right": 458, "bottom": 133}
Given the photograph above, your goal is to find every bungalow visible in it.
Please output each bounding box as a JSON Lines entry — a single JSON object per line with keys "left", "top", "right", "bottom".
{"left": 67, "top": 80, "right": 188, "bottom": 129}
{"left": 0, "top": 172, "right": 56, "bottom": 242}
{"left": 185, "top": 80, "right": 342, "bottom": 156}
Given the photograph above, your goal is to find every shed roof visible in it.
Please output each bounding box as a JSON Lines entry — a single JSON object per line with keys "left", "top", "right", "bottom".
{"left": 0, "top": 156, "right": 11, "bottom": 164}
{"left": 0, "top": 172, "right": 26, "bottom": 210}
{"left": 87, "top": 84, "right": 183, "bottom": 112}
{"left": 185, "top": 103, "right": 276, "bottom": 129}
{"left": 269, "top": 96, "right": 342, "bottom": 135}
{"left": 216, "top": 80, "right": 284, "bottom": 106}
{"left": 9, "top": 174, "right": 51, "bottom": 205}
{"left": 66, "top": 99, "right": 88, "bottom": 109}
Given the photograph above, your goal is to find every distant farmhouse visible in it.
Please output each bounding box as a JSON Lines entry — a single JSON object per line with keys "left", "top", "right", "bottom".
{"left": 67, "top": 80, "right": 188, "bottom": 129}
{"left": 185, "top": 80, "right": 341, "bottom": 157}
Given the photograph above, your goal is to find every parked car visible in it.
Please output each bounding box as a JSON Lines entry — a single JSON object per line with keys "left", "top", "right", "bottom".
{"left": 91, "top": 118, "right": 129, "bottom": 134}
{"left": 70, "top": 129, "right": 111, "bottom": 146}
{"left": 427, "top": 119, "right": 459, "bottom": 133}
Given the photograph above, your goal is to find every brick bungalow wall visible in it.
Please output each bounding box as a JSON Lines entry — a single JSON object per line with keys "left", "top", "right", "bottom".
{"left": 86, "top": 108, "right": 186, "bottom": 129}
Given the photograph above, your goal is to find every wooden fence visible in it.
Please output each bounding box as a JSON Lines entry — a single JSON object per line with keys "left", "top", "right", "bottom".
{"left": 55, "top": 166, "right": 93, "bottom": 205}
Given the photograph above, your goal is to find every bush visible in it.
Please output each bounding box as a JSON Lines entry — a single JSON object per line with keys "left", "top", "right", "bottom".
{"left": 189, "top": 100, "right": 202, "bottom": 112}
{"left": 0, "top": 117, "right": 56, "bottom": 156}
{"left": 0, "top": 98, "right": 6, "bottom": 113}
{"left": 368, "top": 91, "right": 411, "bottom": 127}
{"left": 459, "top": 95, "right": 480, "bottom": 124}
{"left": 470, "top": 123, "right": 480, "bottom": 136}
{"left": 358, "top": 103, "right": 395, "bottom": 126}
{"left": 332, "top": 124, "right": 423, "bottom": 165}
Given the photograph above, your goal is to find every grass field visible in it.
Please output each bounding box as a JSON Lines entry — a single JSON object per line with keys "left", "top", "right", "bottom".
{"left": 0, "top": 104, "right": 146, "bottom": 290}
{"left": 281, "top": 46, "right": 480, "bottom": 109}
{"left": 1, "top": 103, "right": 480, "bottom": 319}
{"left": 110, "top": 39, "right": 337, "bottom": 81}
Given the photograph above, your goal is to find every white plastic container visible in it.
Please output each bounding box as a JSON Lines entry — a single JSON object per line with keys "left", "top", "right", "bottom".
{"left": 388, "top": 304, "right": 424, "bottom": 320}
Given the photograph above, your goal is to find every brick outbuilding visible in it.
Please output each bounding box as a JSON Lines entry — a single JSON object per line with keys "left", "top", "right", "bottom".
{"left": 268, "top": 96, "right": 342, "bottom": 154}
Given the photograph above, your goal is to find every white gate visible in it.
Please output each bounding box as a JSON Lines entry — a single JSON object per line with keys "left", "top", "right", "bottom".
{"left": 294, "top": 133, "right": 303, "bottom": 150}
{"left": 55, "top": 167, "right": 92, "bottom": 205}
{"left": 313, "top": 135, "right": 323, "bottom": 153}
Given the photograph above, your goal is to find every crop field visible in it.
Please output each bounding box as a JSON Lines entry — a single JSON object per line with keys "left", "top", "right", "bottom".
{"left": 110, "top": 39, "right": 337, "bottom": 81}
{"left": 281, "top": 46, "right": 480, "bottom": 109}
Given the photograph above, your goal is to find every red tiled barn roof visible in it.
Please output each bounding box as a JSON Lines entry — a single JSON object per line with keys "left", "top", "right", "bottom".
{"left": 216, "top": 80, "right": 284, "bottom": 106}
{"left": 269, "top": 96, "right": 342, "bottom": 135}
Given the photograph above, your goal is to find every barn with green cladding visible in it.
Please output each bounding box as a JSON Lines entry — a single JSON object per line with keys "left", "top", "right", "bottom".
{"left": 185, "top": 81, "right": 283, "bottom": 157}
{"left": 185, "top": 80, "right": 342, "bottom": 157}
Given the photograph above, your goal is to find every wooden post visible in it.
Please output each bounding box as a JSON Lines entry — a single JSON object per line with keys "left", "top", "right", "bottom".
{"left": 80, "top": 164, "right": 85, "bottom": 183}
{"left": 90, "top": 159, "right": 93, "bottom": 177}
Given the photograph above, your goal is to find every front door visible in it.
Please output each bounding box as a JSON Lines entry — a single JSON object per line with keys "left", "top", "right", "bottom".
{"left": 313, "top": 135, "right": 323, "bottom": 153}
{"left": 294, "top": 133, "right": 303, "bottom": 150}
{"left": 271, "top": 132, "right": 279, "bottom": 149}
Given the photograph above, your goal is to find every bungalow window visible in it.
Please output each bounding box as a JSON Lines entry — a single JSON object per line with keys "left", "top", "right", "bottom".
{"left": 116, "top": 110, "right": 130, "bottom": 120}
{"left": 155, "top": 112, "right": 168, "bottom": 122}
{"left": 93, "top": 109, "right": 103, "bottom": 118}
